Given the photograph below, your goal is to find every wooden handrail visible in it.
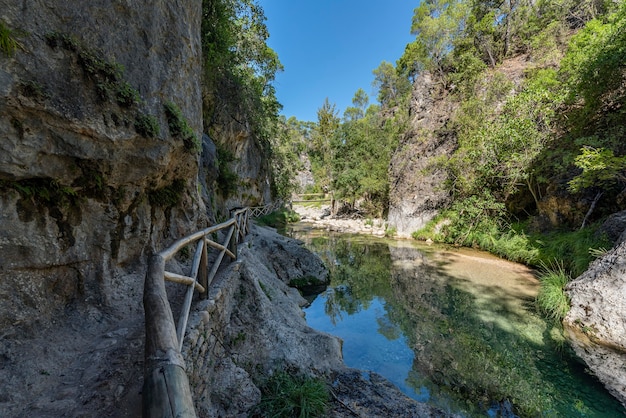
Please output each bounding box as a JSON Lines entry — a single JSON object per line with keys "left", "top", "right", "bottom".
{"left": 143, "top": 204, "right": 278, "bottom": 417}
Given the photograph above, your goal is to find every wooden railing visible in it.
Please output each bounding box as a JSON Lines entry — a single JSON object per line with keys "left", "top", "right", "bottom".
{"left": 247, "top": 200, "right": 284, "bottom": 218}
{"left": 291, "top": 193, "right": 332, "bottom": 204}
{"left": 143, "top": 207, "right": 251, "bottom": 418}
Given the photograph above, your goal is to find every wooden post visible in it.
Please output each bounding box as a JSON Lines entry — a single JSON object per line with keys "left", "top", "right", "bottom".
{"left": 199, "top": 238, "right": 208, "bottom": 300}
{"left": 143, "top": 254, "right": 196, "bottom": 418}
{"left": 227, "top": 226, "right": 237, "bottom": 261}
{"left": 143, "top": 364, "right": 196, "bottom": 418}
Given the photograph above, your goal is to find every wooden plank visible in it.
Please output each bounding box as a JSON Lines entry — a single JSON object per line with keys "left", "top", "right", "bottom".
{"left": 164, "top": 271, "right": 206, "bottom": 293}
{"left": 204, "top": 239, "right": 235, "bottom": 259}
{"left": 159, "top": 218, "right": 236, "bottom": 261}
{"left": 208, "top": 226, "right": 235, "bottom": 287}
{"left": 144, "top": 255, "right": 186, "bottom": 370}
{"left": 198, "top": 239, "right": 208, "bottom": 300}
{"left": 144, "top": 256, "right": 196, "bottom": 417}
{"left": 176, "top": 240, "right": 205, "bottom": 350}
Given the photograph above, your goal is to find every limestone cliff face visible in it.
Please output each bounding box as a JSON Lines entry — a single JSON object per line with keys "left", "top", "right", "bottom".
{"left": 564, "top": 237, "right": 626, "bottom": 407}
{"left": 0, "top": 1, "right": 207, "bottom": 330}
{"left": 387, "top": 72, "right": 456, "bottom": 238}
{"left": 209, "top": 114, "right": 273, "bottom": 211}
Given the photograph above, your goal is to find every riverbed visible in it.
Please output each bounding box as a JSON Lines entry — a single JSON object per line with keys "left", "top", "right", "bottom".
{"left": 286, "top": 223, "right": 626, "bottom": 417}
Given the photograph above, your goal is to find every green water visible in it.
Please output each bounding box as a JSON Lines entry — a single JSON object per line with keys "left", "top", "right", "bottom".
{"left": 286, "top": 225, "right": 626, "bottom": 418}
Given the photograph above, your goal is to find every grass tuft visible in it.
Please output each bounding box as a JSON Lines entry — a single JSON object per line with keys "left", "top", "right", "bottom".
{"left": 0, "top": 21, "right": 20, "bottom": 56}
{"left": 258, "top": 370, "right": 329, "bottom": 418}
{"left": 536, "top": 261, "right": 571, "bottom": 322}
{"left": 164, "top": 101, "right": 200, "bottom": 154}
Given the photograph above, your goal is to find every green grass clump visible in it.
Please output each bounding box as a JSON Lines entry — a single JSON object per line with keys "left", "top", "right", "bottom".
{"left": 258, "top": 371, "right": 329, "bottom": 418}
{"left": 1, "top": 178, "right": 79, "bottom": 207}
{"left": 536, "top": 261, "right": 571, "bottom": 322}
{"left": 134, "top": 113, "right": 160, "bottom": 138}
{"left": 164, "top": 101, "right": 200, "bottom": 154}
{"left": 45, "top": 31, "right": 141, "bottom": 107}
{"left": 148, "top": 179, "right": 185, "bottom": 208}
{"left": 531, "top": 225, "right": 610, "bottom": 278}
{"left": 0, "top": 21, "right": 19, "bottom": 56}
{"left": 256, "top": 209, "right": 300, "bottom": 229}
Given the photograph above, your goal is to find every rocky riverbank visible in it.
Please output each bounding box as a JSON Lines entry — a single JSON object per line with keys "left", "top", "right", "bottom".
{"left": 184, "top": 224, "right": 458, "bottom": 417}
{"left": 294, "top": 204, "right": 388, "bottom": 236}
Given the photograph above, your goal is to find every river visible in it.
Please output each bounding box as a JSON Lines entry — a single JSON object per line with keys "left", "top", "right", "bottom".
{"left": 285, "top": 224, "right": 626, "bottom": 417}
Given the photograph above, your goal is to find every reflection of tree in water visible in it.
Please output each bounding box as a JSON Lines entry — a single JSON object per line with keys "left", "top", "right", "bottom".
{"left": 307, "top": 235, "right": 394, "bottom": 324}
{"left": 385, "top": 246, "right": 555, "bottom": 416}
{"left": 294, "top": 231, "right": 623, "bottom": 417}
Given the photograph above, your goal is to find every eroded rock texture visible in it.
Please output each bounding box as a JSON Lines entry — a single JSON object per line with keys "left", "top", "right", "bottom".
{"left": 387, "top": 72, "right": 456, "bottom": 237}
{"left": 564, "top": 240, "right": 626, "bottom": 407}
{"left": 0, "top": 0, "right": 204, "bottom": 333}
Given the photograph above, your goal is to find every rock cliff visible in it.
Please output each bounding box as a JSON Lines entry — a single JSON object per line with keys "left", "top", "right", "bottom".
{"left": 0, "top": 1, "right": 208, "bottom": 415}
{"left": 0, "top": 0, "right": 204, "bottom": 331}
{"left": 387, "top": 72, "right": 456, "bottom": 238}
{"left": 564, "top": 236, "right": 626, "bottom": 407}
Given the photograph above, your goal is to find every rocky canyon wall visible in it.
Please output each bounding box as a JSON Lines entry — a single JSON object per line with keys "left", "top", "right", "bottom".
{"left": 387, "top": 72, "right": 456, "bottom": 238}
{"left": 0, "top": 0, "right": 206, "bottom": 331}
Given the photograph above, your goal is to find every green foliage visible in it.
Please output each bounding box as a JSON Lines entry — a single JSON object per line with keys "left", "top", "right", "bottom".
{"left": 372, "top": 61, "right": 411, "bottom": 107}
{"left": 164, "top": 101, "right": 200, "bottom": 154}
{"left": 425, "top": 194, "right": 508, "bottom": 248}
{"left": 536, "top": 261, "right": 571, "bottom": 322}
{"left": 331, "top": 108, "right": 401, "bottom": 217}
{"left": 309, "top": 98, "right": 340, "bottom": 192}
{"left": 134, "top": 113, "right": 160, "bottom": 138}
{"left": 257, "top": 371, "right": 329, "bottom": 418}
{"left": 406, "top": 0, "right": 469, "bottom": 78}
{"left": 216, "top": 145, "right": 239, "bottom": 198}
{"left": 202, "top": 0, "right": 283, "bottom": 169}
{"left": 114, "top": 81, "right": 140, "bottom": 107}
{"left": 531, "top": 224, "right": 611, "bottom": 278}
{"left": 560, "top": 4, "right": 626, "bottom": 119}
{"left": 569, "top": 146, "right": 626, "bottom": 193}
{"left": 446, "top": 67, "right": 564, "bottom": 205}
{"left": 45, "top": 31, "right": 141, "bottom": 107}
{"left": 148, "top": 179, "right": 185, "bottom": 208}
{"left": 255, "top": 208, "right": 300, "bottom": 229}
{"left": 0, "top": 21, "right": 20, "bottom": 56}
{"left": 270, "top": 116, "right": 307, "bottom": 199}
{"left": 1, "top": 178, "right": 79, "bottom": 207}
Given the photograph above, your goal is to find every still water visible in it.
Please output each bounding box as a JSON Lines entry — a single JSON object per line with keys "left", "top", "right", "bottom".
{"left": 286, "top": 224, "right": 626, "bottom": 417}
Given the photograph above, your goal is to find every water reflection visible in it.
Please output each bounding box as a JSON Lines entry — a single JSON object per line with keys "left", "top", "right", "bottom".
{"left": 287, "top": 225, "right": 625, "bottom": 417}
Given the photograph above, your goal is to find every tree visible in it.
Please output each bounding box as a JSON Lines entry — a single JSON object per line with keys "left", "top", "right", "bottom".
{"left": 372, "top": 61, "right": 411, "bottom": 108}
{"left": 569, "top": 146, "right": 626, "bottom": 228}
{"left": 405, "top": 0, "right": 470, "bottom": 79}
{"left": 343, "top": 88, "right": 369, "bottom": 121}
{"left": 269, "top": 116, "right": 308, "bottom": 199}
{"left": 309, "top": 98, "right": 340, "bottom": 191}
{"left": 201, "top": 0, "right": 283, "bottom": 142}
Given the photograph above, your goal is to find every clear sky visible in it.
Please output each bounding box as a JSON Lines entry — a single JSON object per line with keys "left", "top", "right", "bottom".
{"left": 260, "top": 1, "right": 417, "bottom": 122}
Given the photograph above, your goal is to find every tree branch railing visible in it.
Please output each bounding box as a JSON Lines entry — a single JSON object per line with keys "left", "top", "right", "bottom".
{"left": 143, "top": 207, "right": 251, "bottom": 418}
{"left": 246, "top": 200, "right": 284, "bottom": 219}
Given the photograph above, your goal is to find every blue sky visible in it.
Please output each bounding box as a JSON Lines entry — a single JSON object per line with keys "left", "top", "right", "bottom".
{"left": 260, "top": 1, "right": 417, "bottom": 122}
